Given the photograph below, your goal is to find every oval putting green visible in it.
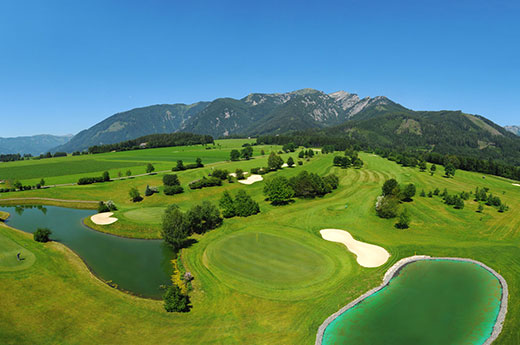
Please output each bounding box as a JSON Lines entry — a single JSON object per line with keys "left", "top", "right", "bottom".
{"left": 123, "top": 207, "right": 166, "bottom": 224}
{"left": 205, "top": 231, "right": 338, "bottom": 299}
{"left": 0, "top": 233, "right": 36, "bottom": 272}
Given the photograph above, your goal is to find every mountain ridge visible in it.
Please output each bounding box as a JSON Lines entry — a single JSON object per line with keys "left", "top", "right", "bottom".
{"left": 54, "top": 88, "right": 406, "bottom": 152}
{"left": 0, "top": 134, "right": 73, "bottom": 155}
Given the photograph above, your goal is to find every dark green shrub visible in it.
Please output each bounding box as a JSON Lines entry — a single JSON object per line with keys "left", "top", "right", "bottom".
{"left": 34, "top": 228, "right": 52, "bottom": 242}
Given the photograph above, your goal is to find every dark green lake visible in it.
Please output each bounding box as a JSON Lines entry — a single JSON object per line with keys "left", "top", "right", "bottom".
{"left": 0, "top": 205, "right": 174, "bottom": 298}
{"left": 322, "top": 260, "right": 502, "bottom": 345}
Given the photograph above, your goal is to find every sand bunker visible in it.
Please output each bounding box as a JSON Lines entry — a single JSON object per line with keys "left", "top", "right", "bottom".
{"left": 320, "top": 229, "right": 390, "bottom": 268}
{"left": 513, "top": 183, "right": 520, "bottom": 187}
{"left": 91, "top": 212, "right": 118, "bottom": 225}
{"left": 229, "top": 172, "right": 249, "bottom": 178}
{"left": 238, "top": 174, "right": 264, "bottom": 185}
{"left": 282, "top": 163, "right": 289, "bottom": 168}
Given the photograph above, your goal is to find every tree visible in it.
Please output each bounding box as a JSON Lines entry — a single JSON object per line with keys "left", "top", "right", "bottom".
{"left": 298, "top": 150, "right": 305, "bottom": 159}
{"left": 234, "top": 190, "right": 260, "bottom": 217}
{"left": 230, "top": 150, "right": 240, "bottom": 161}
{"left": 395, "top": 209, "right": 411, "bottom": 229}
{"left": 382, "top": 179, "right": 400, "bottom": 196}
{"left": 353, "top": 158, "right": 363, "bottom": 169}
{"left": 477, "top": 204, "right": 484, "bottom": 213}
{"left": 39, "top": 178, "right": 45, "bottom": 186}
{"left": 163, "top": 174, "right": 180, "bottom": 186}
{"left": 241, "top": 145, "right": 253, "bottom": 160}
{"left": 420, "top": 189, "right": 426, "bottom": 197}
{"left": 34, "top": 228, "right": 52, "bottom": 242}
{"left": 287, "top": 156, "right": 295, "bottom": 167}
{"left": 307, "top": 149, "right": 314, "bottom": 158}
{"left": 401, "top": 183, "right": 416, "bottom": 201}
{"left": 163, "top": 284, "right": 190, "bottom": 312}
{"left": 235, "top": 168, "right": 245, "bottom": 180}
{"left": 263, "top": 176, "right": 294, "bottom": 205}
{"left": 14, "top": 180, "right": 22, "bottom": 190}
{"left": 175, "top": 160, "right": 185, "bottom": 171}
{"left": 430, "top": 164, "right": 436, "bottom": 176}
{"left": 162, "top": 205, "right": 190, "bottom": 250}
{"left": 427, "top": 191, "right": 433, "bottom": 198}
{"left": 146, "top": 163, "right": 155, "bottom": 174}
{"left": 267, "top": 152, "right": 283, "bottom": 171}
{"left": 196, "top": 157, "right": 203, "bottom": 167}
{"left": 145, "top": 185, "right": 154, "bottom": 197}
{"left": 454, "top": 196, "right": 465, "bottom": 209}
{"left": 376, "top": 196, "right": 400, "bottom": 218}
{"left": 102, "top": 171, "right": 110, "bottom": 182}
{"left": 219, "top": 191, "right": 236, "bottom": 218}
{"left": 444, "top": 163, "right": 456, "bottom": 178}
{"left": 129, "top": 187, "right": 142, "bottom": 202}
{"left": 498, "top": 204, "right": 508, "bottom": 213}
{"left": 419, "top": 161, "right": 427, "bottom": 172}
{"left": 126, "top": 170, "right": 132, "bottom": 177}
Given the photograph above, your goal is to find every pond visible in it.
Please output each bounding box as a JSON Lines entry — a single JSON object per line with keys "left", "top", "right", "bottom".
{"left": 0, "top": 205, "right": 174, "bottom": 298}
{"left": 320, "top": 259, "right": 504, "bottom": 345}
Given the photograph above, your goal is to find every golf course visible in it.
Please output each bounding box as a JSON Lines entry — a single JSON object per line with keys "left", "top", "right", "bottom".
{"left": 0, "top": 139, "right": 519, "bottom": 344}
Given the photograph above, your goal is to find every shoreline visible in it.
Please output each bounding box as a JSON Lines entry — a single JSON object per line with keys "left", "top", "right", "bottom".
{"left": 0, "top": 221, "right": 162, "bottom": 301}
{"left": 315, "top": 255, "right": 509, "bottom": 345}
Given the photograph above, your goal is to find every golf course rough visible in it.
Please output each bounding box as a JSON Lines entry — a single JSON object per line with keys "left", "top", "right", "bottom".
{"left": 316, "top": 256, "right": 508, "bottom": 345}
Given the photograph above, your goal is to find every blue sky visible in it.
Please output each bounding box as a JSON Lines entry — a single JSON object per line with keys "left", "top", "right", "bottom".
{"left": 0, "top": 0, "right": 518, "bottom": 137}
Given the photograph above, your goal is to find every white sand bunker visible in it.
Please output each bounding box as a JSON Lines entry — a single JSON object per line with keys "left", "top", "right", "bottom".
{"left": 91, "top": 212, "right": 118, "bottom": 225}
{"left": 282, "top": 163, "right": 289, "bottom": 168}
{"left": 320, "top": 229, "right": 390, "bottom": 268}
{"left": 513, "top": 183, "right": 520, "bottom": 187}
{"left": 229, "top": 172, "right": 249, "bottom": 177}
{"left": 238, "top": 174, "right": 263, "bottom": 185}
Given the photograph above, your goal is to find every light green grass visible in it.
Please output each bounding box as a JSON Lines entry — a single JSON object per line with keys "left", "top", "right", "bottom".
{"left": 0, "top": 147, "right": 519, "bottom": 344}
{"left": 122, "top": 207, "right": 166, "bottom": 224}
{"left": 0, "top": 230, "right": 35, "bottom": 271}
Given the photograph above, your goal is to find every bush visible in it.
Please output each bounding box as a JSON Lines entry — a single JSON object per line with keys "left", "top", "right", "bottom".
{"left": 102, "top": 171, "right": 110, "bottom": 182}
{"left": 34, "top": 228, "right": 52, "bottom": 242}
{"left": 146, "top": 163, "right": 155, "bottom": 174}
{"left": 395, "top": 209, "right": 411, "bottom": 229}
{"left": 211, "top": 169, "right": 229, "bottom": 180}
{"left": 185, "top": 163, "right": 198, "bottom": 170}
{"left": 298, "top": 160, "right": 303, "bottom": 166}
{"left": 98, "top": 201, "right": 110, "bottom": 213}
{"left": 188, "top": 177, "right": 222, "bottom": 189}
{"left": 163, "top": 174, "right": 180, "bottom": 186}
{"left": 77, "top": 176, "right": 105, "bottom": 185}
{"left": 163, "top": 284, "right": 190, "bottom": 312}
{"left": 129, "top": 187, "right": 142, "bottom": 202}
{"left": 164, "top": 185, "right": 184, "bottom": 195}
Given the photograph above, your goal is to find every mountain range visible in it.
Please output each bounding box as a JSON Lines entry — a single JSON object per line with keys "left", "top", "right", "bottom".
{"left": 54, "top": 89, "right": 407, "bottom": 152}
{"left": 0, "top": 134, "right": 72, "bottom": 155}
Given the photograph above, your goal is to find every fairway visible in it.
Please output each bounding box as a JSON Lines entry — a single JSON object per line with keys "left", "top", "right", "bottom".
{"left": 204, "top": 230, "right": 338, "bottom": 299}
{"left": 0, "top": 231, "right": 36, "bottom": 272}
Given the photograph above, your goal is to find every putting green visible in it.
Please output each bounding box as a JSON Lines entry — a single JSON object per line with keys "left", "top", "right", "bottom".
{"left": 0, "top": 231, "right": 36, "bottom": 272}
{"left": 123, "top": 207, "right": 166, "bottom": 224}
{"left": 204, "top": 231, "right": 338, "bottom": 300}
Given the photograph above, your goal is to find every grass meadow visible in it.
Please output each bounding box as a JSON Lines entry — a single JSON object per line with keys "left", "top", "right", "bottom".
{"left": 1, "top": 140, "right": 520, "bottom": 344}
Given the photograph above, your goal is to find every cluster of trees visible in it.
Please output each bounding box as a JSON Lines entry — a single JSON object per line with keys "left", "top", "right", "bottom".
{"left": 88, "top": 132, "right": 214, "bottom": 154}
{"left": 161, "top": 202, "right": 222, "bottom": 251}
{"left": 163, "top": 174, "right": 184, "bottom": 195}
{"left": 0, "top": 153, "right": 23, "bottom": 162}
{"left": 321, "top": 145, "right": 335, "bottom": 154}
{"left": 474, "top": 187, "right": 508, "bottom": 212}
{"left": 172, "top": 158, "right": 203, "bottom": 171}
{"left": 282, "top": 142, "right": 297, "bottom": 153}
{"left": 258, "top": 133, "right": 520, "bottom": 182}
{"left": 298, "top": 149, "right": 315, "bottom": 159}
{"left": 422, "top": 186, "right": 509, "bottom": 213}
{"left": 98, "top": 200, "right": 117, "bottom": 213}
{"left": 375, "top": 179, "right": 416, "bottom": 227}
{"left": 230, "top": 145, "right": 253, "bottom": 161}
{"left": 77, "top": 171, "right": 110, "bottom": 185}
{"left": 333, "top": 149, "right": 364, "bottom": 169}
{"left": 219, "top": 190, "right": 260, "bottom": 218}
{"left": 263, "top": 171, "right": 339, "bottom": 205}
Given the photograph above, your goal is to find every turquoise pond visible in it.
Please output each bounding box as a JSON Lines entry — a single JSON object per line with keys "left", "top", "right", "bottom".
{"left": 322, "top": 259, "right": 502, "bottom": 345}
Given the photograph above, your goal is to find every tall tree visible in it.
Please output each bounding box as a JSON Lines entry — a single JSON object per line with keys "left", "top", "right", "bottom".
{"left": 162, "top": 205, "right": 190, "bottom": 250}
{"left": 263, "top": 176, "right": 294, "bottom": 205}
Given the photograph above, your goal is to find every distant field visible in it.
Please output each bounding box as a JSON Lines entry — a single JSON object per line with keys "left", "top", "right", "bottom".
{"left": 0, "top": 138, "right": 270, "bottom": 185}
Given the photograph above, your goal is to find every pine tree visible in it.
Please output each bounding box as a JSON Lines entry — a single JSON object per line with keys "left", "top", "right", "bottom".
{"left": 219, "top": 191, "right": 236, "bottom": 218}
